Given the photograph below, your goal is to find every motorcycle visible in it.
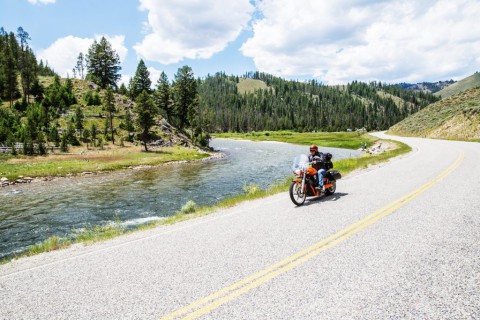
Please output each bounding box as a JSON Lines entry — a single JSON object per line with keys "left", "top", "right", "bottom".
{"left": 289, "top": 154, "right": 342, "bottom": 206}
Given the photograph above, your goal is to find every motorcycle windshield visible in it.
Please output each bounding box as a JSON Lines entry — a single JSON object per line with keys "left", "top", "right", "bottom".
{"left": 292, "top": 154, "right": 309, "bottom": 171}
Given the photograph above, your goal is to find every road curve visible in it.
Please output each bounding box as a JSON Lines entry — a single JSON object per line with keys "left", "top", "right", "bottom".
{"left": 1, "top": 133, "right": 479, "bottom": 319}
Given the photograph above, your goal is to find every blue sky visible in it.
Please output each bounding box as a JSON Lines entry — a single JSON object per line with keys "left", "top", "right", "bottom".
{"left": 2, "top": 0, "right": 480, "bottom": 85}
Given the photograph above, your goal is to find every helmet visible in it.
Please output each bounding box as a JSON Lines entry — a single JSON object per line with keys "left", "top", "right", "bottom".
{"left": 309, "top": 144, "right": 318, "bottom": 152}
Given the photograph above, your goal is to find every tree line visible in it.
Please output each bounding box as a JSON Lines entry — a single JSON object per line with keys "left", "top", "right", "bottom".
{"left": 195, "top": 72, "right": 440, "bottom": 133}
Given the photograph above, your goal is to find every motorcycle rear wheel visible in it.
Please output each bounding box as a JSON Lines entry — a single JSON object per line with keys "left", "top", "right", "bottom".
{"left": 289, "top": 181, "right": 306, "bottom": 206}
{"left": 325, "top": 181, "right": 336, "bottom": 195}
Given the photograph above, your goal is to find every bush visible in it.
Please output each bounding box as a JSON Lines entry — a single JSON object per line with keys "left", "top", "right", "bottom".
{"left": 180, "top": 200, "right": 197, "bottom": 214}
{"left": 84, "top": 91, "right": 101, "bottom": 106}
{"left": 243, "top": 182, "right": 261, "bottom": 196}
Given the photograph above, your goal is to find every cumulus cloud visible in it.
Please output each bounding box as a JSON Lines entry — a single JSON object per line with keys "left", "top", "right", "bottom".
{"left": 241, "top": 0, "right": 480, "bottom": 83}
{"left": 27, "top": 0, "right": 56, "bottom": 4}
{"left": 134, "top": 0, "right": 254, "bottom": 64}
{"left": 37, "top": 35, "right": 128, "bottom": 78}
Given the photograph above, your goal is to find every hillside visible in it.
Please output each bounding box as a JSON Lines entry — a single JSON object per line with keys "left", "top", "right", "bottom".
{"left": 435, "top": 72, "right": 480, "bottom": 99}
{"left": 389, "top": 86, "right": 480, "bottom": 141}
{"left": 395, "top": 80, "right": 454, "bottom": 94}
{"left": 198, "top": 73, "right": 439, "bottom": 133}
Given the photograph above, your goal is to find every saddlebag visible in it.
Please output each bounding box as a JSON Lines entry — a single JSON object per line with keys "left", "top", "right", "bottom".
{"left": 326, "top": 170, "right": 341, "bottom": 181}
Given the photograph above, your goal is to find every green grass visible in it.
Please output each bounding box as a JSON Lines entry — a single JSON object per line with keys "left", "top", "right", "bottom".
{"left": 1, "top": 133, "right": 411, "bottom": 265}
{"left": 73, "top": 222, "right": 125, "bottom": 244}
{"left": 0, "top": 146, "right": 209, "bottom": 180}
{"left": 1, "top": 220, "right": 126, "bottom": 264}
{"left": 435, "top": 72, "right": 480, "bottom": 98}
{"left": 237, "top": 78, "right": 268, "bottom": 94}
{"left": 214, "top": 130, "right": 375, "bottom": 150}
{"left": 25, "top": 236, "right": 71, "bottom": 257}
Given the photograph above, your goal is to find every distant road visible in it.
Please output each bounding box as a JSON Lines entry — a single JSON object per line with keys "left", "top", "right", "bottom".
{"left": 1, "top": 133, "right": 479, "bottom": 319}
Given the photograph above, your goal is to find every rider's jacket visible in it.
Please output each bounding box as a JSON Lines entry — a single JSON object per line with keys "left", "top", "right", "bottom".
{"left": 308, "top": 151, "right": 327, "bottom": 170}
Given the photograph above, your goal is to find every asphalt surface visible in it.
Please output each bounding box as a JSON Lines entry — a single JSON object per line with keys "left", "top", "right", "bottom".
{"left": 1, "top": 133, "right": 479, "bottom": 319}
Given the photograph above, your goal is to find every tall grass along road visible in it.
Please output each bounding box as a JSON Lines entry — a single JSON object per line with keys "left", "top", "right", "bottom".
{"left": 1, "top": 134, "right": 479, "bottom": 319}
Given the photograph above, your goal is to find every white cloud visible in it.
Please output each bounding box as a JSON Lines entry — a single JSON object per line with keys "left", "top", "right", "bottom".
{"left": 27, "top": 0, "right": 56, "bottom": 4}
{"left": 119, "top": 74, "right": 132, "bottom": 87}
{"left": 148, "top": 67, "right": 162, "bottom": 85}
{"left": 134, "top": 0, "right": 254, "bottom": 64}
{"left": 241, "top": 0, "right": 480, "bottom": 84}
{"left": 37, "top": 35, "right": 128, "bottom": 79}
{"left": 119, "top": 68, "right": 161, "bottom": 88}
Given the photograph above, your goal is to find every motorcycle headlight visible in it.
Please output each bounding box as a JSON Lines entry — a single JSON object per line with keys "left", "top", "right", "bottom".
{"left": 294, "top": 169, "right": 302, "bottom": 175}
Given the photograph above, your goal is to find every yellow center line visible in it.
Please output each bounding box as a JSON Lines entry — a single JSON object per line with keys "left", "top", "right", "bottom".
{"left": 160, "top": 151, "right": 464, "bottom": 320}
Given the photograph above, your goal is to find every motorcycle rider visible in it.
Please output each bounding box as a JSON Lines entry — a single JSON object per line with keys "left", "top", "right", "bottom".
{"left": 308, "top": 145, "right": 327, "bottom": 191}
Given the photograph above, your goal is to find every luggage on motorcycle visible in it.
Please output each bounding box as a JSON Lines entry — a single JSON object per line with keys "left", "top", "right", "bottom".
{"left": 325, "top": 161, "right": 333, "bottom": 170}
{"left": 326, "top": 170, "right": 341, "bottom": 180}
{"left": 324, "top": 153, "right": 333, "bottom": 170}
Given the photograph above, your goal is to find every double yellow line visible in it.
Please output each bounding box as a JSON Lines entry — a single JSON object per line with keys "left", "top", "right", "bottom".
{"left": 161, "top": 151, "right": 464, "bottom": 320}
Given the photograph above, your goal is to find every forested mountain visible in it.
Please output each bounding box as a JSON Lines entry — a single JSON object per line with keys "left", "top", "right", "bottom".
{"left": 197, "top": 72, "right": 440, "bottom": 133}
{"left": 394, "top": 80, "right": 455, "bottom": 94}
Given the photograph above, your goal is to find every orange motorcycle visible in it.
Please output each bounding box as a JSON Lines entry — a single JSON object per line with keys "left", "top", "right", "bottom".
{"left": 289, "top": 154, "right": 341, "bottom": 206}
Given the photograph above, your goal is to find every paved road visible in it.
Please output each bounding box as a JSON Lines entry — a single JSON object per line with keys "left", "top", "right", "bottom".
{"left": 1, "top": 133, "right": 479, "bottom": 319}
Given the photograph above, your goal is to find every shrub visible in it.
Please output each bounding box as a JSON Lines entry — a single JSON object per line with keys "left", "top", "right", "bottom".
{"left": 243, "top": 182, "right": 261, "bottom": 196}
{"left": 180, "top": 200, "right": 197, "bottom": 214}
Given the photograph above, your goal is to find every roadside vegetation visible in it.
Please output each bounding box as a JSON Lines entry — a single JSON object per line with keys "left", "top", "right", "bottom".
{"left": 1, "top": 133, "right": 411, "bottom": 265}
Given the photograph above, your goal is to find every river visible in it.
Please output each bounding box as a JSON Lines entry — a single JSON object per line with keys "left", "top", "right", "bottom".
{"left": 0, "top": 138, "right": 360, "bottom": 260}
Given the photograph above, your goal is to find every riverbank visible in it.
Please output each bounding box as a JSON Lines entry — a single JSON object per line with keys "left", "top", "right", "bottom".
{"left": 0, "top": 145, "right": 225, "bottom": 187}
{"left": 1, "top": 133, "right": 411, "bottom": 265}
{"left": 213, "top": 130, "right": 376, "bottom": 150}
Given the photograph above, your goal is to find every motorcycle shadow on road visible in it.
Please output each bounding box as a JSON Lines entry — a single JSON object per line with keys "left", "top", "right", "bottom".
{"left": 300, "top": 192, "right": 349, "bottom": 207}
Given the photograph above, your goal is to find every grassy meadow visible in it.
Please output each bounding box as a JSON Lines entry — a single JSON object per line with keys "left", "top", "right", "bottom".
{"left": 0, "top": 145, "right": 209, "bottom": 180}
{"left": 214, "top": 130, "right": 376, "bottom": 150}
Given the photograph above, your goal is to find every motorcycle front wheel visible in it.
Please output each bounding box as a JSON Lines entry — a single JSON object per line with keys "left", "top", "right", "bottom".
{"left": 289, "top": 181, "right": 306, "bottom": 206}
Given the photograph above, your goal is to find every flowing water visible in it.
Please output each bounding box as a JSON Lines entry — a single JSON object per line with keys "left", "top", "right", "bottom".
{"left": 0, "top": 139, "right": 360, "bottom": 260}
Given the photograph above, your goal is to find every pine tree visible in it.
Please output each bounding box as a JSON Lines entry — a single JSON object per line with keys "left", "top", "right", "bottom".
{"left": 134, "top": 90, "right": 157, "bottom": 152}
{"left": 90, "top": 123, "right": 97, "bottom": 146}
{"left": 86, "top": 37, "right": 121, "bottom": 89}
{"left": 103, "top": 87, "right": 116, "bottom": 144}
{"left": 118, "top": 83, "right": 128, "bottom": 95}
{"left": 75, "top": 52, "right": 85, "bottom": 79}
{"left": 154, "top": 71, "right": 173, "bottom": 123}
{"left": 74, "top": 105, "right": 84, "bottom": 131}
{"left": 122, "top": 110, "right": 135, "bottom": 141}
{"left": 131, "top": 59, "right": 151, "bottom": 99}
{"left": 20, "top": 47, "right": 37, "bottom": 104}
{"left": 173, "top": 65, "right": 197, "bottom": 130}
{"left": 4, "top": 36, "right": 18, "bottom": 107}
{"left": 16, "top": 27, "right": 30, "bottom": 50}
